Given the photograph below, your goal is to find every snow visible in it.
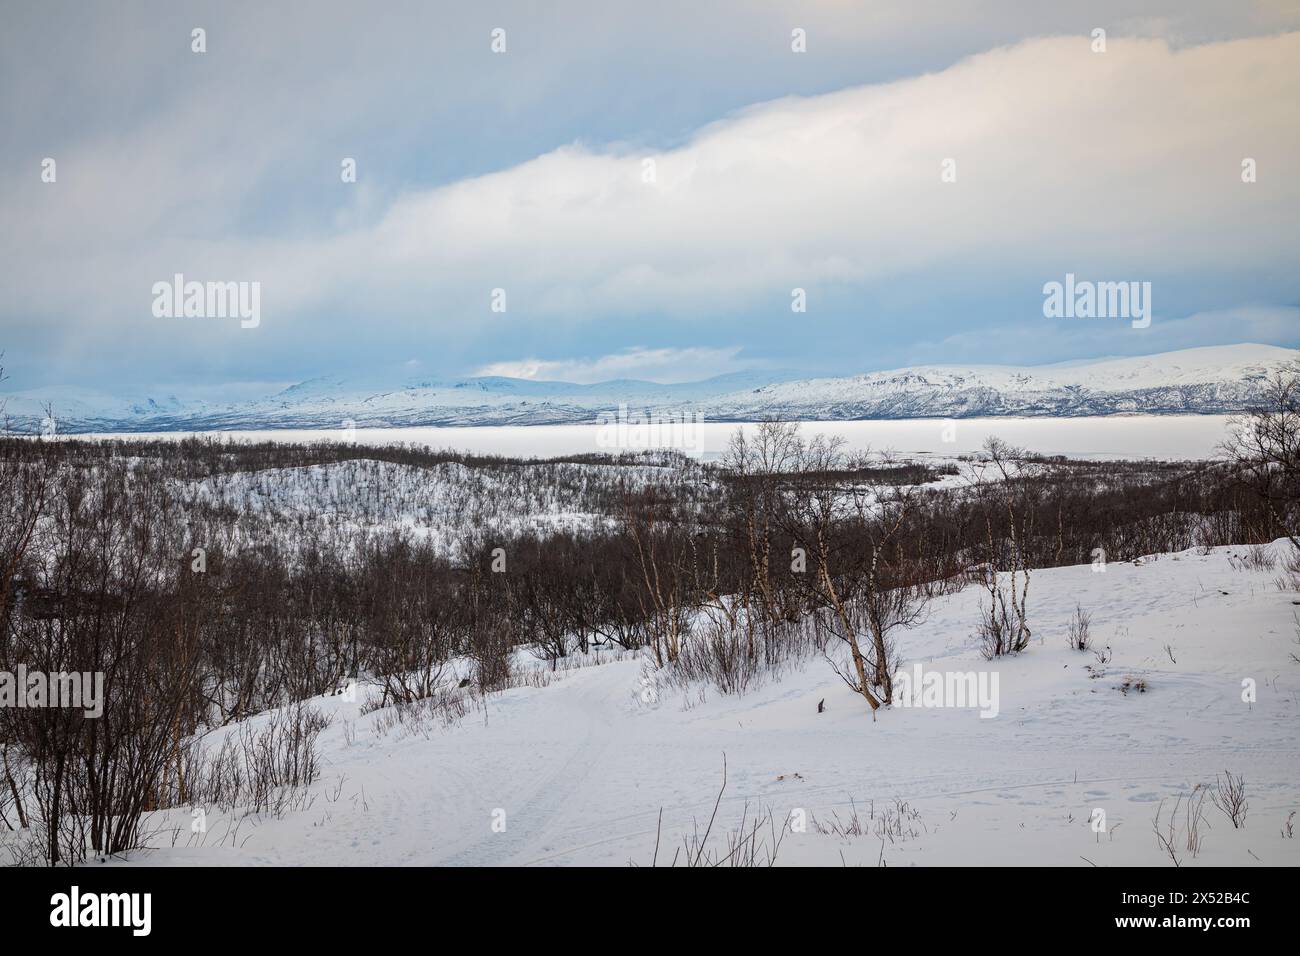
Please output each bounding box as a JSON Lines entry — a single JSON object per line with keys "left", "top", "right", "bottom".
{"left": 68, "top": 414, "right": 1241, "bottom": 461}
{"left": 104, "top": 540, "right": 1300, "bottom": 867}
{"left": 175, "top": 458, "right": 683, "bottom": 559}
{"left": 6, "top": 343, "right": 1294, "bottom": 432}
{"left": 710, "top": 344, "right": 1298, "bottom": 421}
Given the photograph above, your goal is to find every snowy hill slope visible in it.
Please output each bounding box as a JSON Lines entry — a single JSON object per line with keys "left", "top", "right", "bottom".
{"left": 101, "top": 540, "right": 1300, "bottom": 867}
{"left": 174, "top": 457, "right": 691, "bottom": 560}
{"left": 3, "top": 344, "right": 1295, "bottom": 433}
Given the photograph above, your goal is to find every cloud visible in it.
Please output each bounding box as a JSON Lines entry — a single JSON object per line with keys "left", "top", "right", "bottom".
{"left": 907, "top": 305, "right": 1300, "bottom": 368}
{"left": 270, "top": 32, "right": 1300, "bottom": 321}
{"left": 2, "top": 15, "right": 1298, "bottom": 387}
{"left": 111, "top": 35, "right": 1300, "bottom": 311}
{"left": 473, "top": 346, "right": 751, "bottom": 383}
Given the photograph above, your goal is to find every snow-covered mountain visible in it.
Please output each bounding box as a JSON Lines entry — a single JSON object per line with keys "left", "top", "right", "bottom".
{"left": 708, "top": 344, "right": 1299, "bottom": 422}
{"left": 3, "top": 344, "right": 1295, "bottom": 433}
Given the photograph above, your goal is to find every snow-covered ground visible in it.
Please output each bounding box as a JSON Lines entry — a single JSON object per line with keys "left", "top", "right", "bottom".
{"left": 175, "top": 458, "right": 689, "bottom": 559}
{"left": 111, "top": 540, "right": 1300, "bottom": 867}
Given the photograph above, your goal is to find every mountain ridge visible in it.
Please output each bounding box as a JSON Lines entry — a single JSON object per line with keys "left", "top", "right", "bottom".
{"left": 3, "top": 344, "right": 1295, "bottom": 434}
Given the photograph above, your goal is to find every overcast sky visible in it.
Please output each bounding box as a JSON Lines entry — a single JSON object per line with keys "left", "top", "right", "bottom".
{"left": 2, "top": 0, "right": 1298, "bottom": 395}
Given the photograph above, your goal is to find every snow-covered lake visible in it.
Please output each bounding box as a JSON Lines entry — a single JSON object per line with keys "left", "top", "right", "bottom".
{"left": 75, "top": 414, "right": 1236, "bottom": 461}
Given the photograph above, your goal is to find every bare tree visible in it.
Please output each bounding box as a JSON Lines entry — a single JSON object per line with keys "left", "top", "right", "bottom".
{"left": 1222, "top": 362, "right": 1300, "bottom": 549}
{"left": 965, "top": 437, "right": 1036, "bottom": 657}
{"left": 1066, "top": 604, "right": 1092, "bottom": 651}
{"left": 623, "top": 492, "right": 694, "bottom": 668}
{"left": 781, "top": 431, "right": 927, "bottom": 713}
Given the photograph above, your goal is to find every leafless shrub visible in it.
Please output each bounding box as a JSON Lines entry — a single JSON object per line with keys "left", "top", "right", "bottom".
{"left": 367, "top": 684, "right": 473, "bottom": 739}
{"left": 669, "top": 605, "right": 822, "bottom": 697}
{"left": 1211, "top": 770, "right": 1248, "bottom": 829}
{"left": 1066, "top": 604, "right": 1092, "bottom": 651}
{"left": 876, "top": 798, "right": 925, "bottom": 844}
{"left": 811, "top": 796, "right": 924, "bottom": 845}
{"left": 1228, "top": 544, "right": 1277, "bottom": 572}
{"left": 966, "top": 438, "right": 1036, "bottom": 658}
{"left": 812, "top": 800, "right": 869, "bottom": 840}
{"left": 1278, "top": 546, "right": 1300, "bottom": 592}
{"left": 1152, "top": 797, "right": 1183, "bottom": 867}
{"left": 1183, "top": 785, "right": 1211, "bottom": 857}
{"left": 643, "top": 756, "right": 785, "bottom": 868}
{"left": 1083, "top": 645, "right": 1112, "bottom": 680}
{"left": 0, "top": 827, "right": 46, "bottom": 867}
{"left": 677, "top": 609, "right": 762, "bottom": 697}
{"left": 188, "top": 703, "right": 330, "bottom": 817}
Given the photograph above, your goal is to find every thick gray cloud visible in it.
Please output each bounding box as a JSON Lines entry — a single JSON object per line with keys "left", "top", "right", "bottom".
{"left": 1, "top": 1, "right": 1297, "bottom": 392}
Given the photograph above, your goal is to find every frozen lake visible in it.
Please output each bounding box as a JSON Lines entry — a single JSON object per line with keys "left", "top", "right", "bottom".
{"left": 74, "top": 414, "right": 1236, "bottom": 461}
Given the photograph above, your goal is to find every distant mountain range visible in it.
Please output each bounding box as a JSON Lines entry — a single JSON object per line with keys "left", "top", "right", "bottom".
{"left": 3, "top": 344, "right": 1295, "bottom": 434}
